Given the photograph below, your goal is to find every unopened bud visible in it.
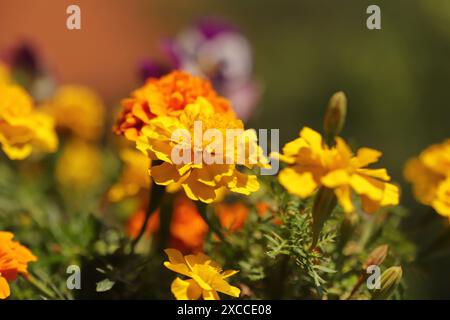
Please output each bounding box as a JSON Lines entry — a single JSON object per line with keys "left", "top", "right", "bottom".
{"left": 324, "top": 91, "right": 347, "bottom": 145}
{"left": 310, "top": 187, "right": 337, "bottom": 249}
{"left": 371, "top": 266, "right": 403, "bottom": 300}
{"left": 363, "top": 245, "right": 389, "bottom": 270}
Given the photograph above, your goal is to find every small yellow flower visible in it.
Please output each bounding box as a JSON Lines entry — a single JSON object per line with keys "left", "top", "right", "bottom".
{"left": 404, "top": 139, "right": 450, "bottom": 217}
{"left": 137, "top": 97, "right": 267, "bottom": 203}
{"left": 42, "top": 85, "right": 105, "bottom": 141}
{"left": 275, "top": 127, "right": 399, "bottom": 214}
{"left": 163, "top": 248, "right": 240, "bottom": 300}
{"left": 55, "top": 139, "right": 103, "bottom": 189}
{"left": 108, "top": 148, "right": 151, "bottom": 202}
{"left": 0, "top": 84, "right": 58, "bottom": 160}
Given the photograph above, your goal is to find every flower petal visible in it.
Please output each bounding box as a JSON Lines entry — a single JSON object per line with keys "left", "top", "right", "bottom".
{"left": 0, "top": 276, "right": 10, "bottom": 300}
{"left": 170, "top": 277, "right": 202, "bottom": 300}
{"left": 279, "top": 168, "right": 317, "bottom": 198}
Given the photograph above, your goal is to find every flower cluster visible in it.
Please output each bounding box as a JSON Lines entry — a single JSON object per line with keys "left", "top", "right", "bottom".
{"left": 275, "top": 127, "right": 399, "bottom": 214}
{"left": 404, "top": 140, "right": 450, "bottom": 217}
{"left": 0, "top": 231, "right": 37, "bottom": 299}
{"left": 0, "top": 83, "right": 58, "bottom": 160}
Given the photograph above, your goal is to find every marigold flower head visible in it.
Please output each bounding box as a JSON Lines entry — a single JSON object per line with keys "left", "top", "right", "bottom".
{"left": 164, "top": 248, "right": 240, "bottom": 300}
{"left": 136, "top": 97, "right": 267, "bottom": 203}
{"left": 114, "top": 70, "right": 235, "bottom": 141}
{"left": 0, "top": 83, "right": 58, "bottom": 160}
{"left": 275, "top": 127, "right": 399, "bottom": 214}
{"left": 43, "top": 85, "right": 105, "bottom": 141}
{"left": 404, "top": 139, "right": 450, "bottom": 217}
{"left": 126, "top": 196, "right": 208, "bottom": 252}
{"left": 108, "top": 148, "right": 151, "bottom": 202}
{"left": 0, "top": 231, "right": 37, "bottom": 299}
{"left": 55, "top": 139, "right": 103, "bottom": 189}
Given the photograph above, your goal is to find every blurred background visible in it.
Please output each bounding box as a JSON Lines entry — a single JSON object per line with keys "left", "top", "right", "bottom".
{"left": 1, "top": 0, "right": 449, "bottom": 298}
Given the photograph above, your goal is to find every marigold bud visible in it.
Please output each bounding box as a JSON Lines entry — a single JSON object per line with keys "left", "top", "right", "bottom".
{"left": 371, "top": 266, "right": 403, "bottom": 300}
{"left": 324, "top": 91, "right": 347, "bottom": 145}
{"left": 363, "top": 245, "right": 389, "bottom": 270}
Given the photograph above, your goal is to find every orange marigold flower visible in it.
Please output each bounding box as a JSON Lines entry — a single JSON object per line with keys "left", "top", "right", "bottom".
{"left": 216, "top": 202, "right": 249, "bottom": 232}
{"left": 114, "top": 70, "right": 235, "bottom": 141}
{"left": 126, "top": 196, "right": 208, "bottom": 252}
{"left": 0, "top": 231, "right": 37, "bottom": 299}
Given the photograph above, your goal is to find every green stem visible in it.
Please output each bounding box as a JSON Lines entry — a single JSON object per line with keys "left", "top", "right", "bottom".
{"left": 310, "top": 187, "right": 337, "bottom": 249}
{"left": 197, "top": 202, "right": 228, "bottom": 245}
{"left": 130, "top": 181, "right": 165, "bottom": 252}
{"left": 27, "top": 274, "right": 57, "bottom": 300}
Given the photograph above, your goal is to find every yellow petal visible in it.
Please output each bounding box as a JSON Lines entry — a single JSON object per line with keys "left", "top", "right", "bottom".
{"left": 282, "top": 137, "right": 308, "bottom": 158}
{"left": 380, "top": 182, "right": 400, "bottom": 206}
{"left": 354, "top": 148, "right": 382, "bottom": 168}
{"left": 357, "top": 168, "right": 390, "bottom": 181}
{"left": 335, "top": 185, "right": 354, "bottom": 213}
{"left": 321, "top": 169, "right": 350, "bottom": 188}
{"left": 170, "top": 278, "right": 202, "bottom": 300}
{"left": 211, "top": 277, "right": 241, "bottom": 298}
{"left": 278, "top": 168, "right": 317, "bottom": 198}
{"left": 182, "top": 176, "right": 218, "bottom": 203}
{"left": 222, "top": 269, "right": 239, "bottom": 278}
{"left": 163, "top": 249, "right": 191, "bottom": 277}
{"left": 150, "top": 162, "right": 181, "bottom": 185}
{"left": 300, "top": 127, "right": 323, "bottom": 155}
{"left": 350, "top": 174, "right": 384, "bottom": 201}
{"left": 0, "top": 276, "right": 10, "bottom": 299}
{"left": 202, "top": 290, "right": 220, "bottom": 300}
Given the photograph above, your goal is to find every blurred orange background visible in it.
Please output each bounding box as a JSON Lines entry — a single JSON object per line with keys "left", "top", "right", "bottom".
{"left": 0, "top": 0, "right": 171, "bottom": 103}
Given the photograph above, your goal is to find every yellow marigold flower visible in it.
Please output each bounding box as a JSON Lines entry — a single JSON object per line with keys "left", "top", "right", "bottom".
{"left": 55, "top": 139, "right": 103, "bottom": 189}
{"left": 137, "top": 97, "right": 266, "bottom": 203}
{"left": 108, "top": 148, "right": 150, "bottom": 202}
{"left": 43, "top": 85, "right": 105, "bottom": 141}
{"left": 276, "top": 127, "right": 399, "bottom": 214}
{"left": 404, "top": 139, "right": 450, "bottom": 217}
{"left": 114, "top": 70, "right": 235, "bottom": 141}
{"left": 0, "top": 84, "right": 58, "bottom": 160}
{"left": 0, "top": 231, "right": 37, "bottom": 299}
{"left": 0, "top": 63, "right": 11, "bottom": 85}
{"left": 163, "top": 248, "right": 240, "bottom": 300}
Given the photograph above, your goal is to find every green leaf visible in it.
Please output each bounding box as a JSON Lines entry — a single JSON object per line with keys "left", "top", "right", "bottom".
{"left": 96, "top": 278, "right": 115, "bottom": 292}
